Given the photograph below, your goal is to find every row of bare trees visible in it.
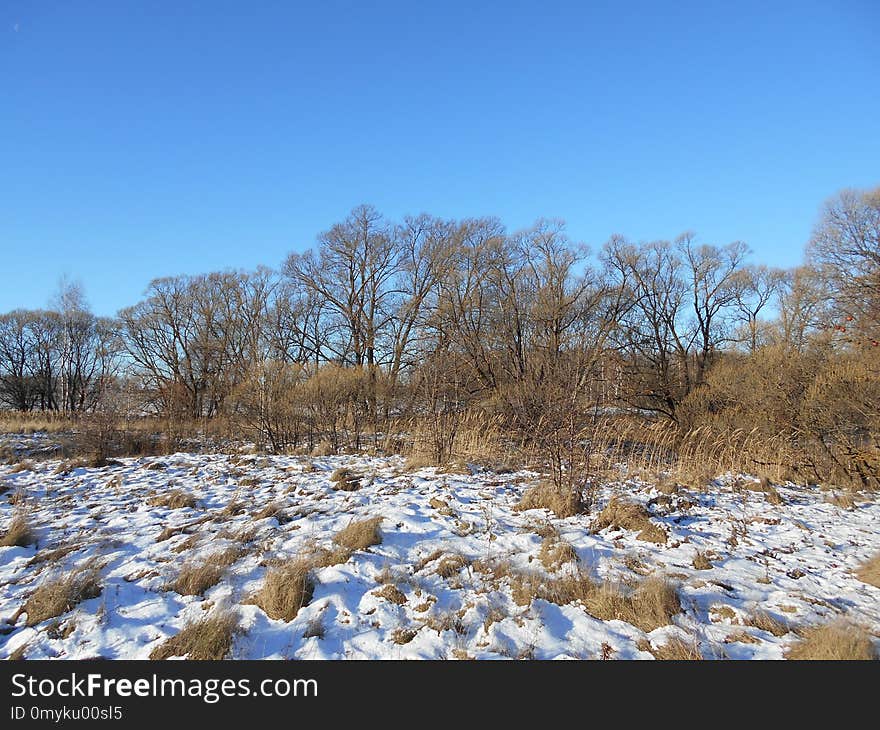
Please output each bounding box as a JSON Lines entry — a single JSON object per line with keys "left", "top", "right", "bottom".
{"left": 0, "top": 188, "right": 877, "bottom": 482}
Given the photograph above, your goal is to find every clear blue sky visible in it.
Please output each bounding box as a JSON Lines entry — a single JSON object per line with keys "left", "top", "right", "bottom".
{"left": 2, "top": 1, "right": 878, "bottom": 316}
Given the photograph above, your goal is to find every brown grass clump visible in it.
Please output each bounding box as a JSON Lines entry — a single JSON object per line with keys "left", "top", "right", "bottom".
{"left": 786, "top": 621, "right": 876, "bottom": 660}
{"left": 514, "top": 480, "right": 584, "bottom": 519}
{"left": 149, "top": 614, "right": 237, "bottom": 660}
{"left": 251, "top": 561, "right": 314, "bottom": 622}
{"left": 1, "top": 512, "right": 35, "bottom": 548}
{"left": 329, "top": 468, "right": 361, "bottom": 491}
{"left": 23, "top": 569, "right": 102, "bottom": 626}
{"left": 9, "top": 459, "right": 35, "bottom": 474}
{"left": 147, "top": 490, "right": 197, "bottom": 510}
{"left": 856, "top": 553, "right": 880, "bottom": 589}
{"left": 584, "top": 577, "right": 681, "bottom": 633}
{"left": 825, "top": 491, "right": 857, "bottom": 510}
{"left": 167, "top": 562, "right": 224, "bottom": 597}
{"left": 739, "top": 477, "right": 784, "bottom": 505}
{"left": 332, "top": 517, "right": 383, "bottom": 552}
{"left": 538, "top": 536, "right": 579, "bottom": 571}
{"left": 435, "top": 553, "right": 470, "bottom": 578}
{"left": 391, "top": 627, "right": 419, "bottom": 645}
{"left": 643, "top": 635, "right": 703, "bottom": 660}
{"left": 744, "top": 610, "right": 790, "bottom": 637}
{"left": 373, "top": 584, "right": 407, "bottom": 605}
{"left": 591, "top": 496, "right": 667, "bottom": 544}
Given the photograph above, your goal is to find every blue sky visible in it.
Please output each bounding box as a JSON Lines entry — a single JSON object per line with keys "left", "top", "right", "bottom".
{"left": 2, "top": 1, "right": 878, "bottom": 316}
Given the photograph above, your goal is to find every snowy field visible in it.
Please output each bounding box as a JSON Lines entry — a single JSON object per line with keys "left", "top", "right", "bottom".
{"left": 1, "top": 447, "right": 878, "bottom": 660}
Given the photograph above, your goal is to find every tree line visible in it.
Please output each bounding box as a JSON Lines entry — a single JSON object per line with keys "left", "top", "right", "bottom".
{"left": 1, "top": 187, "right": 877, "bottom": 485}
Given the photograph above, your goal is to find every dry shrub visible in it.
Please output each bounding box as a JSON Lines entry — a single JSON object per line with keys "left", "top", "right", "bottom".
{"left": 584, "top": 577, "right": 681, "bottom": 633}
{"left": 168, "top": 562, "right": 223, "bottom": 597}
{"left": 538, "top": 536, "right": 578, "bottom": 571}
{"left": 591, "top": 496, "right": 667, "bottom": 544}
{"left": 149, "top": 614, "right": 237, "bottom": 660}
{"left": 147, "top": 490, "right": 197, "bottom": 510}
{"left": 373, "top": 584, "right": 407, "bottom": 605}
{"left": 332, "top": 517, "right": 383, "bottom": 552}
{"left": 23, "top": 569, "right": 102, "bottom": 626}
{"left": 856, "top": 553, "right": 880, "bottom": 589}
{"left": 329, "top": 468, "right": 361, "bottom": 491}
{"left": 786, "top": 621, "right": 876, "bottom": 660}
{"left": 744, "top": 610, "right": 790, "bottom": 637}
{"left": 1, "top": 512, "right": 35, "bottom": 548}
{"left": 435, "top": 553, "right": 470, "bottom": 578}
{"left": 644, "top": 635, "right": 703, "bottom": 660}
{"left": 514, "top": 480, "right": 584, "bottom": 519}
{"left": 251, "top": 561, "right": 314, "bottom": 621}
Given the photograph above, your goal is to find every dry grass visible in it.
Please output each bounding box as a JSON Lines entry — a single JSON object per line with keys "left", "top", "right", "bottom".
{"left": 332, "top": 517, "right": 383, "bottom": 552}
{"left": 643, "top": 635, "right": 703, "bottom": 660}
{"left": 856, "top": 552, "right": 880, "bottom": 589}
{"left": 167, "top": 561, "right": 223, "bottom": 597}
{"left": 329, "top": 468, "right": 362, "bottom": 491}
{"left": 147, "top": 490, "right": 197, "bottom": 510}
{"left": 825, "top": 491, "right": 857, "bottom": 510}
{"left": 514, "top": 480, "right": 584, "bottom": 519}
{"left": 744, "top": 610, "right": 790, "bottom": 637}
{"left": 786, "top": 621, "right": 877, "bottom": 660}
{"left": 373, "top": 584, "right": 407, "bottom": 605}
{"left": 1, "top": 512, "right": 35, "bottom": 548}
{"left": 435, "top": 553, "right": 470, "bottom": 578}
{"left": 250, "top": 561, "right": 314, "bottom": 621}
{"left": 22, "top": 569, "right": 102, "bottom": 626}
{"left": 149, "top": 613, "right": 237, "bottom": 660}
{"left": 591, "top": 496, "right": 667, "bottom": 544}
{"left": 538, "top": 536, "right": 579, "bottom": 571}
{"left": 9, "top": 459, "right": 35, "bottom": 474}
{"left": 584, "top": 577, "right": 681, "bottom": 633}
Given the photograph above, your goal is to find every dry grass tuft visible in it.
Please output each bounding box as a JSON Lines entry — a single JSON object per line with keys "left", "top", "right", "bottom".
{"left": 591, "top": 496, "right": 667, "bottom": 544}
{"left": 23, "top": 569, "right": 102, "bottom": 626}
{"left": 644, "top": 635, "right": 703, "bottom": 660}
{"left": 147, "top": 490, "right": 197, "bottom": 510}
{"left": 786, "top": 620, "right": 876, "bottom": 660}
{"left": 825, "top": 491, "right": 857, "bottom": 510}
{"left": 167, "top": 562, "right": 223, "bottom": 597}
{"left": 538, "top": 536, "right": 579, "bottom": 571}
{"left": 149, "top": 613, "right": 238, "bottom": 660}
{"left": 9, "top": 459, "right": 35, "bottom": 474}
{"left": 251, "top": 561, "right": 314, "bottom": 622}
{"left": 584, "top": 577, "right": 681, "bottom": 633}
{"left": 1, "top": 512, "right": 35, "bottom": 548}
{"left": 332, "top": 517, "right": 383, "bottom": 552}
{"left": 744, "top": 610, "right": 790, "bottom": 637}
{"left": 373, "top": 584, "right": 407, "bottom": 605}
{"left": 514, "top": 480, "right": 585, "bottom": 519}
{"left": 435, "top": 553, "right": 470, "bottom": 578}
{"left": 856, "top": 553, "right": 880, "bottom": 589}
{"left": 329, "top": 468, "right": 362, "bottom": 491}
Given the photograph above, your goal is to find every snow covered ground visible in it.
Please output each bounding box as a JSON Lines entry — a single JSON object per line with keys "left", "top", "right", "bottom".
{"left": 1, "top": 448, "right": 878, "bottom": 659}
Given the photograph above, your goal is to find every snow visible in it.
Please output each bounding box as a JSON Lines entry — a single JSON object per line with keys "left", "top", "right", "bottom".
{"left": 1, "top": 449, "right": 878, "bottom": 659}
